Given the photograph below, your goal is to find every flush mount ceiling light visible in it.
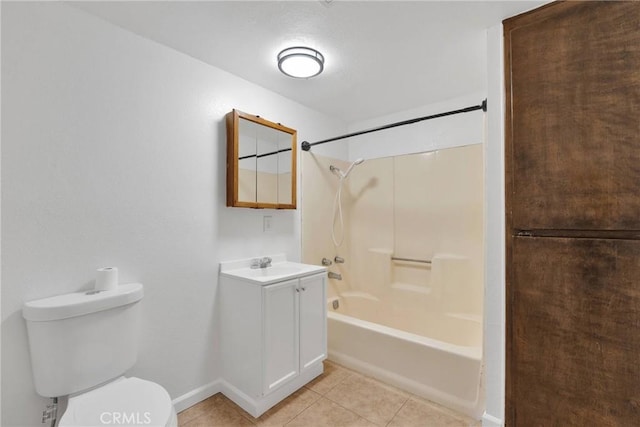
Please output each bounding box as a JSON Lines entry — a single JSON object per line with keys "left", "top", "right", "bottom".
{"left": 277, "top": 46, "right": 325, "bottom": 79}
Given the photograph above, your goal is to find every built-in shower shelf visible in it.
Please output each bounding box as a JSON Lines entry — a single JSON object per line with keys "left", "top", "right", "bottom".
{"left": 445, "top": 312, "right": 482, "bottom": 323}
{"left": 390, "top": 283, "right": 431, "bottom": 295}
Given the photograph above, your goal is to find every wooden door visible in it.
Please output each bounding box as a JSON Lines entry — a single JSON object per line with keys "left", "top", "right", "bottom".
{"left": 511, "top": 237, "right": 640, "bottom": 425}
{"left": 506, "top": 1, "right": 640, "bottom": 231}
{"left": 505, "top": 1, "right": 640, "bottom": 425}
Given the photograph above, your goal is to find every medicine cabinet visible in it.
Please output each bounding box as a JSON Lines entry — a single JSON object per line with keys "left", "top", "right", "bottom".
{"left": 226, "top": 109, "right": 297, "bottom": 209}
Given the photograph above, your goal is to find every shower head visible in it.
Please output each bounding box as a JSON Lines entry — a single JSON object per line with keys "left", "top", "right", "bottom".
{"left": 343, "top": 158, "right": 365, "bottom": 178}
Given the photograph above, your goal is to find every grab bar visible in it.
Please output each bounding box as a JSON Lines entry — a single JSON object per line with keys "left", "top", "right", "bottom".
{"left": 391, "top": 256, "right": 431, "bottom": 264}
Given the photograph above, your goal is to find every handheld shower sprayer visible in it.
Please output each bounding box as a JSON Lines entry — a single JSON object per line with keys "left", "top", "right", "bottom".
{"left": 343, "top": 158, "right": 365, "bottom": 179}
{"left": 329, "top": 158, "right": 365, "bottom": 180}
{"left": 331, "top": 158, "right": 365, "bottom": 247}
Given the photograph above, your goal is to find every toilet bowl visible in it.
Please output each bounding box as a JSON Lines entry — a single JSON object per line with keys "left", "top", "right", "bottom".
{"left": 23, "top": 283, "right": 177, "bottom": 427}
{"left": 59, "top": 377, "right": 177, "bottom": 427}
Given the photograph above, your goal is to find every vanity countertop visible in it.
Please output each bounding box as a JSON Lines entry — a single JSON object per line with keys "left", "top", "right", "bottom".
{"left": 219, "top": 254, "right": 326, "bottom": 285}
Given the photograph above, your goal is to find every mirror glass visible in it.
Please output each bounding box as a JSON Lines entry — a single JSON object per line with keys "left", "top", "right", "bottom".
{"left": 277, "top": 132, "right": 293, "bottom": 205}
{"left": 237, "top": 119, "right": 259, "bottom": 204}
{"left": 227, "top": 110, "right": 297, "bottom": 209}
{"left": 256, "top": 122, "right": 279, "bottom": 205}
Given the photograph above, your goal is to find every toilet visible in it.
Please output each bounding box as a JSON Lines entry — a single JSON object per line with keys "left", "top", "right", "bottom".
{"left": 23, "top": 283, "right": 177, "bottom": 427}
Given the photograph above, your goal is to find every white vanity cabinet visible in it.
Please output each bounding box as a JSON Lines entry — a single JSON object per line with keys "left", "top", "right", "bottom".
{"left": 219, "top": 256, "right": 327, "bottom": 418}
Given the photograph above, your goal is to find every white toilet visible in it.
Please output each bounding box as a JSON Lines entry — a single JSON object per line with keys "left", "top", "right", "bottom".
{"left": 23, "top": 283, "right": 177, "bottom": 427}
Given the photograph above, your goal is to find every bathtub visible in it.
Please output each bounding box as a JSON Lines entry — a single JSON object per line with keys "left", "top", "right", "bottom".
{"left": 327, "top": 292, "right": 483, "bottom": 418}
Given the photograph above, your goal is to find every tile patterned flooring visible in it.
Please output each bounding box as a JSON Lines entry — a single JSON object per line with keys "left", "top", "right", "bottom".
{"left": 178, "top": 361, "right": 480, "bottom": 427}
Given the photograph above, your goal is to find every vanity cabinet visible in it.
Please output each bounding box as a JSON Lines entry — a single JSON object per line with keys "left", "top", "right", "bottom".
{"left": 219, "top": 266, "right": 326, "bottom": 417}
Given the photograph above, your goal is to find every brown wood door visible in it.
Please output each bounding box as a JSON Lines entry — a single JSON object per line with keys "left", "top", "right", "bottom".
{"left": 505, "top": 2, "right": 640, "bottom": 425}
{"left": 506, "top": 1, "right": 640, "bottom": 232}
{"left": 510, "top": 237, "right": 640, "bottom": 425}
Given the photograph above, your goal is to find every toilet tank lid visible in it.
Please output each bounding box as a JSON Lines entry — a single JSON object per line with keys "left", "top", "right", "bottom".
{"left": 23, "top": 283, "right": 143, "bottom": 322}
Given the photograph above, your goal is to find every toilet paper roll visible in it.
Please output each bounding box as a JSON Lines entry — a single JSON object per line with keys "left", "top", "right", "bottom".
{"left": 95, "top": 267, "right": 118, "bottom": 291}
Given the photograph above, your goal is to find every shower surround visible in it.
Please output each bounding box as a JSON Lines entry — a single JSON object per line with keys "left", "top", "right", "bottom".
{"left": 302, "top": 144, "right": 484, "bottom": 417}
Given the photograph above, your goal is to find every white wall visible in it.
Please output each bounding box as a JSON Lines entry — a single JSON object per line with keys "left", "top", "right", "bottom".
{"left": 0, "top": 3, "right": 345, "bottom": 425}
{"left": 0, "top": 1, "right": 3, "bottom": 423}
{"left": 483, "top": 24, "right": 506, "bottom": 427}
{"left": 347, "top": 92, "right": 486, "bottom": 161}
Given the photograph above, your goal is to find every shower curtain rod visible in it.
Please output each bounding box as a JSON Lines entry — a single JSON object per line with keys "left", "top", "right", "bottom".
{"left": 301, "top": 99, "right": 487, "bottom": 152}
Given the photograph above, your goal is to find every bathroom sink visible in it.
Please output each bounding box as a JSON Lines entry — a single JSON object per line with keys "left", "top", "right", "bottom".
{"left": 241, "top": 264, "right": 307, "bottom": 278}
{"left": 219, "top": 255, "right": 327, "bottom": 285}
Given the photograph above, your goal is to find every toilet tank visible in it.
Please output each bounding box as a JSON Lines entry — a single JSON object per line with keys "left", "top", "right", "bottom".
{"left": 22, "top": 283, "right": 144, "bottom": 397}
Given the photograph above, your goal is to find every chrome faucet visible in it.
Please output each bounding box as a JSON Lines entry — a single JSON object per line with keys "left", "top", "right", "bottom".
{"left": 251, "top": 257, "right": 272, "bottom": 269}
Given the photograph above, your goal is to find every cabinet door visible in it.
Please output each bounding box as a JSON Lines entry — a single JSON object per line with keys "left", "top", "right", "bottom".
{"left": 506, "top": 1, "right": 640, "bottom": 231}
{"left": 298, "top": 274, "right": 327, "bottom": 371}
{"left": 262, "top": 279, "right": 299, "bottom": 395}
{"left": 510, "top": 237, "right": 640, "bottom": 425}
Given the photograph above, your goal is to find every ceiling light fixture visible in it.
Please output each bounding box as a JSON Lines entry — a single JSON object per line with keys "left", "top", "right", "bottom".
{"left": 277, "top": 46, "right": 324, "bottom": 79}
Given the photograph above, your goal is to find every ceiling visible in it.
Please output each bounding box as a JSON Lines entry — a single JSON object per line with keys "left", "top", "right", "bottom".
{"left": 70, "top": 1, "right": 547, "bottom": 123}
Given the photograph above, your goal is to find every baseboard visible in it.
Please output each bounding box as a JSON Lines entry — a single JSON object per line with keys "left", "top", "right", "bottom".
{"left": 482, "top": 412, "right": 503, "bottom": 427}
{"left": 220, "top": 363, "right": 323, "bottom": 418}
{"left": 329, "top": 350, "right": 483, "bottom": 419}
{"left": 172, "top": 379, "right": 222, "bottom": 413}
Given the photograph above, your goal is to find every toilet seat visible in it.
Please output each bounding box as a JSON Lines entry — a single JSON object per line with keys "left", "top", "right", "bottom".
{"left": 59, "top": 377, "right": 176, "bottom": 427}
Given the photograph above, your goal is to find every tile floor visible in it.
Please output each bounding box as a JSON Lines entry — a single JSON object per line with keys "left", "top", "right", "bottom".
{"left": 178, "top": 361, "right": 481, "bottom": 427}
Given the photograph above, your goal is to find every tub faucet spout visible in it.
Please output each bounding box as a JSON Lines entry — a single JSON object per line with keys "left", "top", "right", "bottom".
{"left": 328, "top": 272, "right": 342, "bottom": 280}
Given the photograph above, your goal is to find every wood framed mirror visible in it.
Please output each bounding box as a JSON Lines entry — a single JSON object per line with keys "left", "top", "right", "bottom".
{"left": 226, "top": 109, "right": 297, "bottom": 209}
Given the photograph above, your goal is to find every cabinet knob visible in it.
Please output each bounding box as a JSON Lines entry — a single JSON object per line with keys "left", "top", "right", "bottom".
{"left": 301, "top": 287, "right": 306, "bottom": 291}
{"left": 296, "top": 288, "right": 300, "bottom": 292}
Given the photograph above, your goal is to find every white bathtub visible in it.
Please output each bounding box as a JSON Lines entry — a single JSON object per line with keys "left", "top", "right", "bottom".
{"left": 327, "top": 292, "right": 483, "bottom": 419}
